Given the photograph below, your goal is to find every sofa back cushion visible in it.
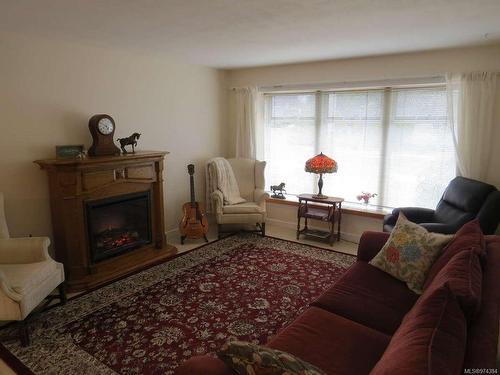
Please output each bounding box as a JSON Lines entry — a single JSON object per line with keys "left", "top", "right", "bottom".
{"left": 424, "top": 220, "right": 485, "bottom": 288}
{"left": 463, "top": 236, "right": 500, "bottom": 369}
{"left": 370, "top": 285, "right": 467, "bottom": 375}
{"left": 369, "top": 213, "right": 451, "bottom": 294}
{"left": 426, "top": 247, "right": 483, "bottom": 320}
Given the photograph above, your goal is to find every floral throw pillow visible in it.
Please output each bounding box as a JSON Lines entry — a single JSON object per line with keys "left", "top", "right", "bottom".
{"left": 217, "top": 340, "right": 327, "bottom": 375}
{"left": 370, "top": 213, "right": 452, "bottom": 294}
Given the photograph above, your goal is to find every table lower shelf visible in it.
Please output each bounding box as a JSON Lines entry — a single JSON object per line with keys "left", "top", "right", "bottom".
{"left": 297, "top": 200, "right": 342, "bottom": 245}
{"left": 298, "top": 228, "right": 334, "bottom": 240}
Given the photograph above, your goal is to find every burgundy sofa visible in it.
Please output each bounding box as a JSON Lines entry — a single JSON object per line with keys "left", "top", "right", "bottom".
{"left": 175, "top": 231, "right": 500, "bottom": 375}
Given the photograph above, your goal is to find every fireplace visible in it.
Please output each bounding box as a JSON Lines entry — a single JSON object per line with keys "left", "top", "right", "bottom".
{"left": 35, "top": 151, "right": 177, "bottom": 292}
{"left": 86, "top": 191, "right": 152, "bottom": 263}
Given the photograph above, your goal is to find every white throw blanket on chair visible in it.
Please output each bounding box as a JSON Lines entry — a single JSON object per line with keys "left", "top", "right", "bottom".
{"left": 206, "top": 158, "right": 246, "bottom": 211}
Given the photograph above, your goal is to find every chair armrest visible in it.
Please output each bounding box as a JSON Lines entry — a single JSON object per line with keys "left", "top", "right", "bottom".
{"left": 210, "top": 190, "right": 224, "bottom": 214}
{"left": 389, "top": 207, "right": 435, "bottom": 224}
{"left": 357, "top": 231, "right": 390, "bottom": 262}
{"left": 0, "top": 237, "right": 51, "bottom": 264}
{"left": 383, "top": 213, "right": 397, "bottom": 229}
{"left": 254, "top": 188, "right": 270, "bottom": 206}
{"left": 175, "top": 355, "right": 233, "bottom": 375}
{"left": 0, "top": 270, "right": 22, "bottom": 302}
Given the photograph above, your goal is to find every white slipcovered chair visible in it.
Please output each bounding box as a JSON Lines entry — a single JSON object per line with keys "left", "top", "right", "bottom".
{"left": 208, "top": 158, "right": 269, "bottom": 238}
{"left": 0, "top": 193, "right": 65, "bottom": 346}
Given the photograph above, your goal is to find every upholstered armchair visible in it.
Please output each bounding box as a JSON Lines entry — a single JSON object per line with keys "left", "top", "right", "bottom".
{"left": 383, "top": 176, "right": 500, "bottom": 235}
{"left": 0, "top": 193, "right": 65, "bottom": 346}
{"left": 208, "top": 158, "right": 269, "bottom": 238}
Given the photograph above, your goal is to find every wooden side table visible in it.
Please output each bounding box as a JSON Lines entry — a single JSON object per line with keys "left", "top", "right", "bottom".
{"left": 296, "top": 194, "right": 344, "bottom": 245}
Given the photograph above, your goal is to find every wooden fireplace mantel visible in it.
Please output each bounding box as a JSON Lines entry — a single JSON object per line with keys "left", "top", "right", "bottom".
{"left": 34, "top": 151, "right": 177, "bottom": 292}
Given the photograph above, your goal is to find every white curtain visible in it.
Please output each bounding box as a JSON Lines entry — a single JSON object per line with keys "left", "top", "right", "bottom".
{"left": 233, "top": 87, "right": 262, "bottom": 159}
{"left": 446, "top": 72, "right": 497, "bottom": 180}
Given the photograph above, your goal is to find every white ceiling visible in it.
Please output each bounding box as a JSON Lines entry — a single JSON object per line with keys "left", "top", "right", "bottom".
{"left": 2, "top": 0, "right": 500, "bottom": 69}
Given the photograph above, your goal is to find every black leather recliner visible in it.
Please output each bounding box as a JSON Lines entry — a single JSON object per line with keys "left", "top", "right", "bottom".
{"left": 383, "top": 176, "right": 500, "bottom": 235}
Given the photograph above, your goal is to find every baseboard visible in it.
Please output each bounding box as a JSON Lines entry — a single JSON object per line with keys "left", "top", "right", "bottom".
{"left": 168, "top": 220, "right": 361, "bottom": 243}
{"left": 337, "top": 232, "right": 360, "bottom": 243}
{"left": 266, "top": 218, "right": 360, "bottom": 243}
{"left": 166, "top": 213, "right": 217, "bottom": 238}
{"left": 265, "top": 217, "right": 297, "bottom": 230}
{"left": 166, "top": 228, "right": 178, "bottom": 236}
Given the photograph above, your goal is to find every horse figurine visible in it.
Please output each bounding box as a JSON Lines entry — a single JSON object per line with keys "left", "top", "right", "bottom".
{"left": 117, "top": 133, "right": 141, "bottom": 154}
{"left": 270, "top": 182, "right": 286, "bottom": 199}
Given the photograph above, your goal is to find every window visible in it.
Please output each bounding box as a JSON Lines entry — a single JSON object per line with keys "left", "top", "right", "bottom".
{"left": 264, "top": 94, "right": 316, "bottom": 195}
{"left": 263, "top": 86, "right": 455, "bottom": 208}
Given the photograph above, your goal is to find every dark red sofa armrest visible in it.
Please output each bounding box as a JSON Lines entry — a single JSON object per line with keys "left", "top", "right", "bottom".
{"left": 357, "top": 231, "right": 390, "bottom": 262}
{"left": 175, "top": 355, "right": 233, "bottom": 375}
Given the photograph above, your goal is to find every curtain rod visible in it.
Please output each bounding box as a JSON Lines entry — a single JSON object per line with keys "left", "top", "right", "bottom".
{"left": 232, "top": 72, "right": 500, "bottom": 92}
{"left": 257, "top": 75, "right": 445, "bottom": 93}
{"left": 229, "top": 75, "right": 446, "bottom": 92}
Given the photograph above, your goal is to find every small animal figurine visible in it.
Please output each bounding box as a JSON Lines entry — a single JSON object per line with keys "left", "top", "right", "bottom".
{"left": 270, "top": 182, "right": 286, "bottom": 199}
{"left": 76, "top": 150, "right": 87, "bottom": 160}
{"left": 117, "top": 133, "right": 141, "bottom": 154}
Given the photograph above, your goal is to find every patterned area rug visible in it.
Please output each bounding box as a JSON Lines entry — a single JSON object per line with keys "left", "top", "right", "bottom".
{"left": 0, "top": 234, "right": 355, "bottom": 375}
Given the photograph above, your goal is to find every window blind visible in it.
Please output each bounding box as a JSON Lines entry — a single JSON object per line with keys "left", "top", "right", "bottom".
{"left": 263, "top": 85, "right": 455, "bottom": 209}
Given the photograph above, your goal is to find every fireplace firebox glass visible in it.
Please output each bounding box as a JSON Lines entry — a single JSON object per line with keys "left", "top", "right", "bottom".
{"left": 86, "top": 191, "right": 152, "bottom": 263}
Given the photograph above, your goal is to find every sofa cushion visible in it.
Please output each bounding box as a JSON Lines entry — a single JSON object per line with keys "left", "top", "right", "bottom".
{"left": 217, "top": 341, "right": 326, "bottom": 375}
{"left": 311, "top": 261, "right": 418, "bottom": 335}
{"left": 357, "top": 231, "right": 390, "bottom": 263}
{"left": 424, "top": 219, "right": 485, "bottom": 288}
{"left": 426, "top": 247, "right": 483, "bottom": 320}
{"left": 370, "top": 285, "right": 467, "bottom": 375}
{"left": 370, "top": 213, "right": 452, "bottom": 293}
{"left": 463, "top": 236, "right": 500, "bottom": 369}
{"left": 0, "top": 260, "right": 57, "bottom": 294}
{"left": 223, "top": 202, "right": 264, "bottom": 214}
{"left": 268, "top": 307, "right": 390, "bottom": 375}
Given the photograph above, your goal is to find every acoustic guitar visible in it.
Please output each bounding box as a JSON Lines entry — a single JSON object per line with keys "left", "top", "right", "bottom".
{"left": 179, "top": 164, "right": 209, "bottom": 244}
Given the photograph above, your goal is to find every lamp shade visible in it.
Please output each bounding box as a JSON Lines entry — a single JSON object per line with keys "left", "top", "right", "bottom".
{"left": 305, "top": 152, "right": 337, "bottom": 174}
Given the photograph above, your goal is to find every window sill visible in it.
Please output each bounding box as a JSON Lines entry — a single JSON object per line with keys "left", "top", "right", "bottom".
{"left": 266, "top": 195, "right": 391, "bottom": 219}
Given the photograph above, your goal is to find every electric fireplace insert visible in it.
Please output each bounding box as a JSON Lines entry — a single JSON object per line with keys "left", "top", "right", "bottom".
{"left": 86, "top": 191, "right": 152, "bottom": 263}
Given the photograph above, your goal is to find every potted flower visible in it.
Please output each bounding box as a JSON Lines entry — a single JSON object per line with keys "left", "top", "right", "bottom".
{"left": 357, "top": 192, "right": 377, "bottom": 205}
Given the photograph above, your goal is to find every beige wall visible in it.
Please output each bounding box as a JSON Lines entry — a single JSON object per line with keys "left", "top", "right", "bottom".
{"left": 227, "top": 44, "right": 500, "bottom": 88}
{"left": 0, "top": 33, "right": 226, "bottom": 241}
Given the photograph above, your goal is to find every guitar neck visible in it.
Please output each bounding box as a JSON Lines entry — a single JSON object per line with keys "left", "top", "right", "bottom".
{"left": 190, "top": 174, "right": 195, "bottom": 206}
